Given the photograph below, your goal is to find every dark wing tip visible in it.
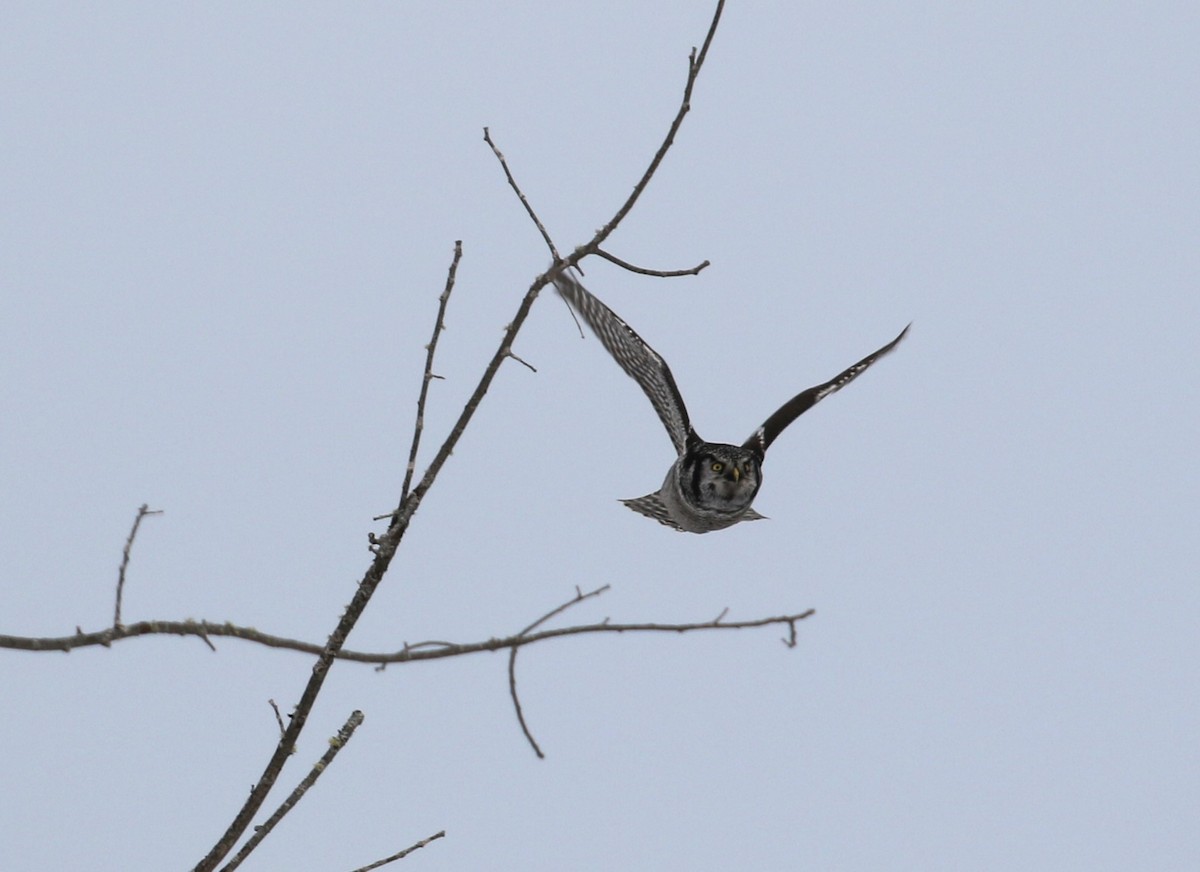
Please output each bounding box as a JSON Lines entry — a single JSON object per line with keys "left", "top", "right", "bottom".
{"left": 888, "top": 322, "right": 912, "bottom": 350}
{"left": 743, "top": 322, "right": 910, "bottom": 454}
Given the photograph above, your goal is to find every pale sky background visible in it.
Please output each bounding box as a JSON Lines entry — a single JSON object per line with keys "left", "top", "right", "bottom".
{"left": 3, "top": 3, "right": 1198, "bottom": 870}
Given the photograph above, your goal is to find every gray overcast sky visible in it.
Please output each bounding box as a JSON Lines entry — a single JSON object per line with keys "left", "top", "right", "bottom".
{"left": 3, "top": 3, "right": 1198, "bottom": 870}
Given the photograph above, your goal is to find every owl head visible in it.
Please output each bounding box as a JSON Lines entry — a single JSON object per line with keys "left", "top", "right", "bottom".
{"left": 685, "top": 442, "right": 763, "bottom": 512}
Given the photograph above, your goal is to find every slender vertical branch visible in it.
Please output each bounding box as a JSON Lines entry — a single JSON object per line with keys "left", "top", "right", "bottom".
{"left": 400, "top": 242, "right": 463, "bottom": 507}
{"left": 113, "top": 503, "right": 161, "bottom": 628}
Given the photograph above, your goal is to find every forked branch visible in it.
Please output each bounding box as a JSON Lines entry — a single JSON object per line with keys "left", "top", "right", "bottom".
{"left": 508, "top": 585, "right": 612, "bottom": 758}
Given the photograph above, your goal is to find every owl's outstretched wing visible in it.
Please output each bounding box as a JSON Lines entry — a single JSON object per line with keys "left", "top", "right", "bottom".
{"left": 743, "top": 324, "right": 909, "bottom": 456}
{"left": 554, "top": 269, "right": 694, "bottom": 456}
{"left": 620, "top": 492, "right": 768, "bottom": 532}
{"left": 620, "top": 493, "right": 685, "bottom": 531}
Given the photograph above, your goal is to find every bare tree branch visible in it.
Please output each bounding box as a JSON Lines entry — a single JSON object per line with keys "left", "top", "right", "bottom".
{"left": 400, "top": 241, "right": 462, "bottom": 507}
{"left": 113, "top": 503, "right": 162, "bottom": 628}
{"left": 593, "top": 248, "right": 711, "bottom": 277}
{"left": 0, "top": 604, "right": 814, "bottom": 663}
{"left": 504, "top": 349, "right": 538, "bottom": 372}
{"left": 508, "top": 585, "right": 611, "bottom": 758}
{"left": 220, "top": 711, "right": 366, "bottom": 871}
{"left": 347, "top": 831, "right": 447, "bottom": 872}
{"left": 268, "top": 699, "right": 287, "bottom": 737}
{"left": 483, "top": 127, "right": 559, "bottom": 260}
{"left": 508, "top": 649, "right": 542, "bottom": 758}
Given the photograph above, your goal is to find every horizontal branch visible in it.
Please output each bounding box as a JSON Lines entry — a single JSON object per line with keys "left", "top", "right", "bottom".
{"left": 0, "top": 608, "right": 814, "bottom": 663}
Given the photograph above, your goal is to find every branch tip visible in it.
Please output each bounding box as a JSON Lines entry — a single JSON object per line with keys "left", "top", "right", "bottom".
{"left": 594, "top": 248, "right": 711, "bottom": 277}
{"left": 348, "top": 830, "right": 447, "bottom": 872}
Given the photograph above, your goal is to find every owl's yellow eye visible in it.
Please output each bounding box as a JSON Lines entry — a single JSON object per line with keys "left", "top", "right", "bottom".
{"left": 711, "top": 462, "right": 724, "bottom": 473}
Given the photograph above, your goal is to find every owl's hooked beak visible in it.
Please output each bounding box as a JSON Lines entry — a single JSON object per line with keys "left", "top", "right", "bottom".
{"left": 729, "top": 466, "right": 741, "bottom": 482}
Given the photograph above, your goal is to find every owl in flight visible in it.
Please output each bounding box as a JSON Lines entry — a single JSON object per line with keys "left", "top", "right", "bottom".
{"left": 553, "top": 268, "right": 908, "bottom": 533}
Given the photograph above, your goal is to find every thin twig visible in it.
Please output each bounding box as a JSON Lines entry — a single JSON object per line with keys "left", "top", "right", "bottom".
{"left": 220, "top": 711, "right": 365, "bottom": 871}
{"left": 114, "top": 504, "right": 162, "bottom": 628}
{"left": 399, "top": 242, "right": 462, "bottom": 508}
{"left": 782, "top": 619, "right": 798, "bottom": 649}
{"left": 508, "top": 585, "right": 611, "bottom": 758}
{"left": 483, "top": 128, "right": 559, "bottom": 260}
{"left": 268, "top": 700, "right": 286, "bottom": 737}
{"left": 508, "top": 649, "right": 542, "bottom": 758}
{"left": 520, "top": 584, "right": 611, "bottom": 638}
{"left": 348, "top": 831, "right": 447, "bottom": 872}
{"left": 401, "top": 639, "right": 458, "bottom": 652}
{"left": 594, "top": 248, "right": 711, "bottom": 277}
{"left": 561, "top": 293, "right": 586, "bottom": 338}
{"left": 504, "top": 349, "right": 537, "bottom": 372}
